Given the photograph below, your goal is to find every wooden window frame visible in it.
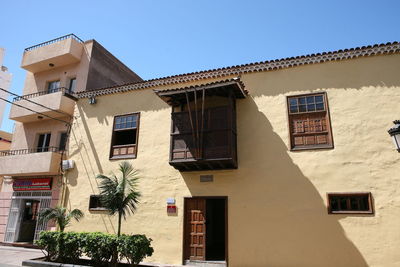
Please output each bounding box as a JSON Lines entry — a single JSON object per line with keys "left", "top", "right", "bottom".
{"left": 88, "top": 195, "right": 108, "bottom": 211}
{"left": 327, "top": 192, "right": 374, "bottom": 215}
{"left": 109, "top": 112, "right": 140, "bottom": 160}
{"left": 286, "top": 92, "right": 334, "bottom": 151}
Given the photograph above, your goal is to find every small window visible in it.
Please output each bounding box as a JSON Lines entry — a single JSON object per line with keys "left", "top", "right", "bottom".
{"left": 327, "top": 193, "right": 373, "bottom": 214}
{"left": 110, "top": 113, "right": 140, "bottom": 159}
{"left": 89, "top": 195, "right": 107, "bottom": 211}
{"left": 47, "top": 80, "right": 61, "bottom": 93}
{"left": 37, "top": 133, "right": 51, "bottom": 152}
{"left": 287, "top": 92, "right": 333, "bottom": 150}
{"left": 59, "top": 132, "right": 68, "bottom": 151}
{"left": 68, "top": 78, "right": 77, "bottom": 93}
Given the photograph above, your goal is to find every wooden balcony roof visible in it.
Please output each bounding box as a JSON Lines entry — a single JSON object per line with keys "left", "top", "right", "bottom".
{"left": 154, "top": 78, "right": 247, "bottom": 106}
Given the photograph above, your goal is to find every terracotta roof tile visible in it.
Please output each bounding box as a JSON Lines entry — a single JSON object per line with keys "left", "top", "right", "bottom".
{"left": 153, "top": 77, "right": 246, "bottom": 95}
{"left": 77, "top": 41, "right": 400, "bottom": 98}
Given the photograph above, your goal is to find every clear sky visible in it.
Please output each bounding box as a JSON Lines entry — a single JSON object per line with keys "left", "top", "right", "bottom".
{"left": 0, "top": 0, "right": 399, "bottom": 133}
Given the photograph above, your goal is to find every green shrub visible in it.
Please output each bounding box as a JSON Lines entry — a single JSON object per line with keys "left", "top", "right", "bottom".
{"left": 35, "top": 231, "right": 59, "bottom": 261}
{"left": 117, "top": 234, "right": 154, "bottom": 266}
{"left": 35, "top": 231, "right": 154, "bottom": 266}
{"left": 81, "top": 232, "right": 117, "bottom": 266}
{"left": 35, "top": 231, "right": 83, "bottom": 263}
{"left": 58, "top": 232, "right": 84, "bottom": 263}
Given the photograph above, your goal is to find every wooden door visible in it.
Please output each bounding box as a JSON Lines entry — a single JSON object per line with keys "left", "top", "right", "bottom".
{"left": 184, "top": 198, "right": 206, "bottom": 261}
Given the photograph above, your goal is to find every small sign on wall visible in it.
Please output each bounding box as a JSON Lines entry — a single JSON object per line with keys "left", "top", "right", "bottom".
{"left": 167, "top": 205, "right": 177, "bottom": 214}
{"left": 166, "top": 198, "right": 177, "bottom": 214}
{"left": 200, "top": 175, "right": 214, "bottom": 182}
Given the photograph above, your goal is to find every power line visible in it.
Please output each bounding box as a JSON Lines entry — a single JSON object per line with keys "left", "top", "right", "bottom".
{"left": 0, "top": 87, "right": 72, "bottom": 118}
{"left": 0, "top": 96, "right": 71, "bottom": 125}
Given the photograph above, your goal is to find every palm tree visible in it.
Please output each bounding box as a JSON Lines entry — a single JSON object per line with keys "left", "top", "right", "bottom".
{"left": 96, "top": 161, "right": 141, "bottom": 236}
{"left": 38, "top": 206, "right": 84, "bottom": 232}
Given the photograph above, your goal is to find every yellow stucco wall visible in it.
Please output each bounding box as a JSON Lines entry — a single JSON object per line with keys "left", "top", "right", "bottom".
{"left": 66, "top": 53, "right": 400, "bottom": 267}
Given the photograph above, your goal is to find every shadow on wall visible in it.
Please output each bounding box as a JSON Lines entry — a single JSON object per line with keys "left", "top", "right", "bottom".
{"left": 181, "top": 97, "right": 368, "bottom": 267}
{"left": 68, "top": 89, "right": 169, "bottom": 178}
{"left": 64, "top": 89, "right": 170, "bottom": 233}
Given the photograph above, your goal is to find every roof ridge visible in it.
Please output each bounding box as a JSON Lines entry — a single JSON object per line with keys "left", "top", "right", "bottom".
{"left": 77, "top": 41, "right": 400, "bottom": 98}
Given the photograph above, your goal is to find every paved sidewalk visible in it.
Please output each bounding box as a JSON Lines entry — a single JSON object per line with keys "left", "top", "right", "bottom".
{"left": 0, "top": 246, "right": 43, "bottom": 267}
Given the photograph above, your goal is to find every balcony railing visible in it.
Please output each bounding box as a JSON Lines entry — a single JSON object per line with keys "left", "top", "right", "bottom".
{"left": 0, "top": 147, "right": 62, "bottom": 157}
{"left": 24, "top": 34, "right": 84, "bottom": 52}
{"left": 13, "top": 87, "right": 73, "bottom": 102}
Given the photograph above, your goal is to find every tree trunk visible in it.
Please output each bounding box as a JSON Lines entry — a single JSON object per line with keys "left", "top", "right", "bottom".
{"left": 118, "top": 211, "right": 122, "bottom": 236}
{"left": 58, "top": 218, "right": 64, "bottom": 232}
{"left": 112, "top": 211, "right": 123, "bottom": 267}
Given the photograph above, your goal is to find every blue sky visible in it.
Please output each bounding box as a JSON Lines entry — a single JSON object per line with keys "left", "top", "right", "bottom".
{"left": 0, "top": 0, "right": 399, "bottom": 133}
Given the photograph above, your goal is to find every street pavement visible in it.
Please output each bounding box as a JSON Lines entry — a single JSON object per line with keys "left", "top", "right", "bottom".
{"left": 0, "top": 246, "right": 43, "bottom": 267}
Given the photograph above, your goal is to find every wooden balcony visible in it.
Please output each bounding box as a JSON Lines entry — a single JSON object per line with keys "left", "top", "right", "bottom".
{"left": 154, "top": 78, "right": 247, "bottom": 171}
{"left": 170, "top": 106, "right": 237, "bottom": 171}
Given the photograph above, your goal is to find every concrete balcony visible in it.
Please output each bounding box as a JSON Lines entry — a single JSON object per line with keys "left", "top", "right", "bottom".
{"left": 9, "top": 88, "right": 76, "bottom": 123}
{"left": 21, "top": 34, "right": 83, "bottom": 73}
{"left": 0, "top": 147, "right": 62, "bottom": 176}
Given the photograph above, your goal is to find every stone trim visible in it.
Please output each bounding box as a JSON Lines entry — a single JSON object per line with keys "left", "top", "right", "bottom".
{"left": 77, "top": 41, "right": 400, "bottom": 98}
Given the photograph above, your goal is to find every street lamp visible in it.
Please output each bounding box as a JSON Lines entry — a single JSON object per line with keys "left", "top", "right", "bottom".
{"left": 388, "top": 120, "right": 400, "bottom": 152}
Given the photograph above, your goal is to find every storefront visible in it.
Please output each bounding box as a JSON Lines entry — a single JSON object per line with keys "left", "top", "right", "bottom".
{"left": 3, "top": 177, "right": 58, "bottom": 243}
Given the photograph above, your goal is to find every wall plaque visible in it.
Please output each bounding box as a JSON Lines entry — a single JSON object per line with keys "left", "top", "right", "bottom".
{"left": 200, "top": 175, "right": 214, "bottom": 182}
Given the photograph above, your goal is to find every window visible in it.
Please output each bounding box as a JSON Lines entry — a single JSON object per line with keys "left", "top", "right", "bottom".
{"left": 59, "top": 132, "right": 68, "bottom": 151}
{"left": 37, "top": 133, "right": 51, "bottom": 152}
{"left": 287, "top": 92, "right": 333, "bottom": 150}
{"left": 47, "top": 80, "right": 61, "bottom": 93}
{"left": 110, "top": 113, "right": 140, "bottom": 159}
{"left": 69, "top": 78, "right": 77, "bottom": 93}
{"left": 89, "top": 195, "right": 107, "bottom": 211}
{"left": 327, "top": 193, "right": 373, "bottom": 214}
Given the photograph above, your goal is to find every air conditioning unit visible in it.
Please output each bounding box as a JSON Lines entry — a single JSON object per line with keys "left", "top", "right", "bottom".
{"left": 62, "top": 160, "right": 75, "bottom": 171}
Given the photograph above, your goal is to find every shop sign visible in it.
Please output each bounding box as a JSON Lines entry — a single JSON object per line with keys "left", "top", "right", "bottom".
{"left": 13, "top": 178, "right": 52, "bottom": 191}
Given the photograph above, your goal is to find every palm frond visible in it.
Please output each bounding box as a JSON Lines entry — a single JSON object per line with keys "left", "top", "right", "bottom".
{"left": 121, "top": 191, "right": 141, "bottom": 219}
{"left": 69, "top": 209, "right": 84, "bottom": 221}
{"left": 96, "top": 161, "right": 142, "bottom": 235}
{"left": 38, "top": 206, "right": 84, "bottom": 232}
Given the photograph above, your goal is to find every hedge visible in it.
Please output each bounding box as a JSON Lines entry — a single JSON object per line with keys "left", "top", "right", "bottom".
{"left": 35, "top": 231, "right": 153, "bottom": 266}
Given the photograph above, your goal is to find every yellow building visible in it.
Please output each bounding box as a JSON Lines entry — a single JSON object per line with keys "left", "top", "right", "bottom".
{"left": 0, "top": 34, "right": 142, "bottom": 244}
{"left": 2, "top": 37, "right": 400, "bottom": 266}
{"left": 62, "top": 41, "right": 400, "bottom": 267}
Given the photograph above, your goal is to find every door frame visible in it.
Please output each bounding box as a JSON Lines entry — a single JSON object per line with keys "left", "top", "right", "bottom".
{"left": 4, "top": 191, "right": 52, "bottom": 243}
{"left": 182, "top": 196, "right": 228, "bottom": 265}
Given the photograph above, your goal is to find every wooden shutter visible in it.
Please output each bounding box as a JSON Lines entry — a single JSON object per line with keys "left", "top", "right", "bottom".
{"left": 288, "top": 93, "right": 332, "bottom": 150}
